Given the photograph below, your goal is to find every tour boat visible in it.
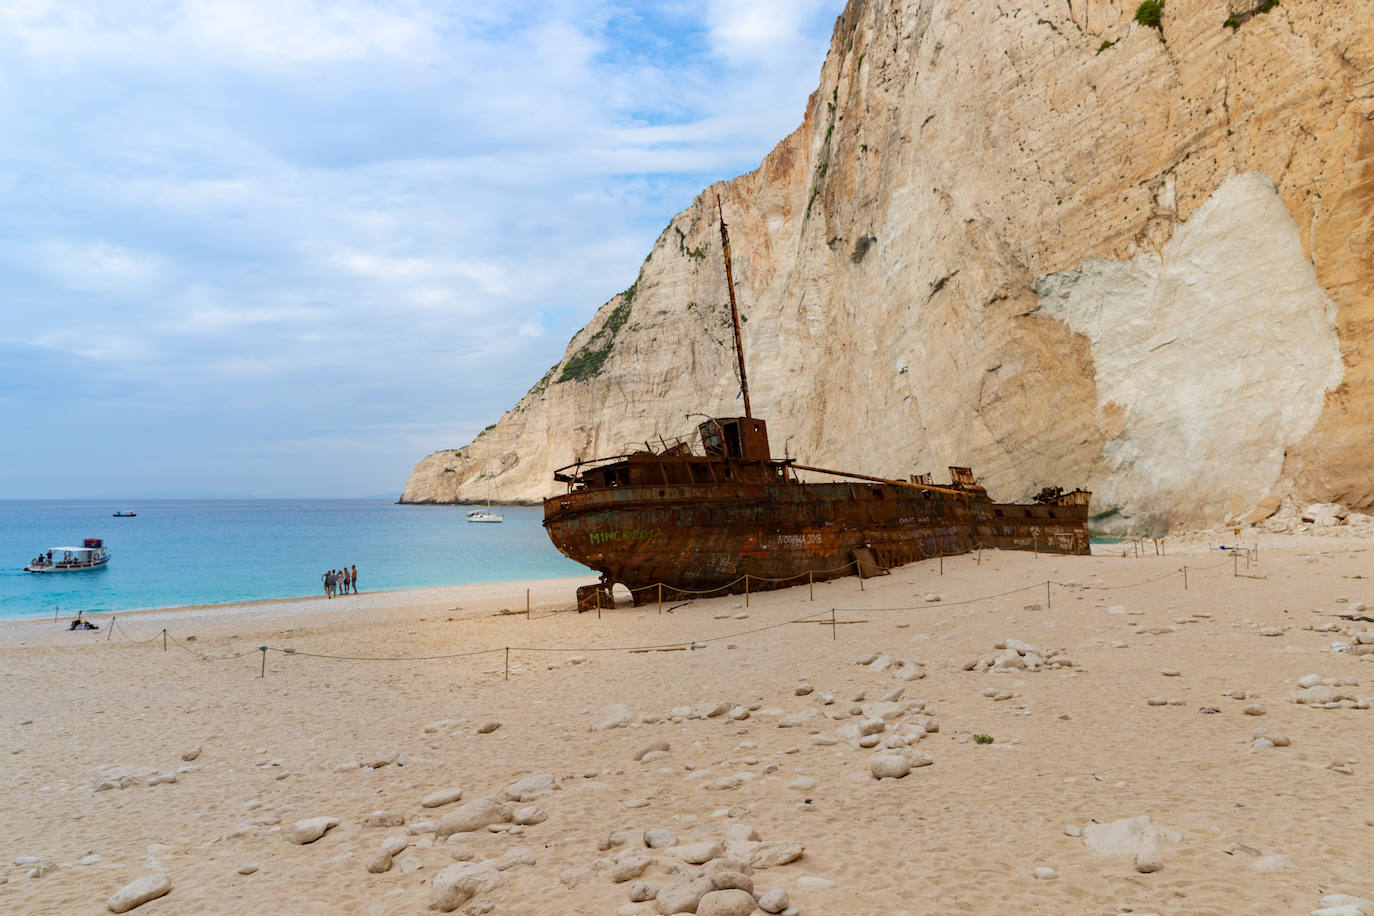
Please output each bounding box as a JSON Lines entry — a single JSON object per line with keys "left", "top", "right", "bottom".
{"left": 24, "top": 538, "right": 111, "bottom": 572}
{"left": 112, "top": 511, "right": 137, "bottom": 517}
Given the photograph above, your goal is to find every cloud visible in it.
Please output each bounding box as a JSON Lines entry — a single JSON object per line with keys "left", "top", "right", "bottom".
{"left": 705, "top": 0, "right": 835, "bottom": 63}
{"left": 32, "top": 240, "right": 166, "bottom": 293}
{"left": 0, "top": 0, "right": 842, "bottom": 497}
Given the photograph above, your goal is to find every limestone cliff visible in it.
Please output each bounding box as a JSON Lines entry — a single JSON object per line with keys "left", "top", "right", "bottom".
{"left": 402, "top": 0, "right": 1374, "bottom": 534}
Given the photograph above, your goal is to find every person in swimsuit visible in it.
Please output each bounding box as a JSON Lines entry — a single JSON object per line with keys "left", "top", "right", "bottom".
{"left": 351, "top": 564, "right": 358, "bottom": 594}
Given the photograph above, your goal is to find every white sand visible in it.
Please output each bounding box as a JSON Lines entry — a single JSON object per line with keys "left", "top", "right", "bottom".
{"left": 2, "top": 532, "right": 1372, "bottom": 914}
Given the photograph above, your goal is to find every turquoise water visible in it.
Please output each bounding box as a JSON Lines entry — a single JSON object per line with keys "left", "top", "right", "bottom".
{"left": 0, "top": 500, "right": 589, "bottom": 621}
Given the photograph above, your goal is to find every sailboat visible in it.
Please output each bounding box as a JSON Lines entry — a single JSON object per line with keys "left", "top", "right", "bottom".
{"left": 466, "top": 450, "right": 504, "bottom": 523}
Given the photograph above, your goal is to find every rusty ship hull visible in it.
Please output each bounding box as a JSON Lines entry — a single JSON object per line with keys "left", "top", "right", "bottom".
{"left": 542, "top": 426, "right": 1090, "bottom": 604}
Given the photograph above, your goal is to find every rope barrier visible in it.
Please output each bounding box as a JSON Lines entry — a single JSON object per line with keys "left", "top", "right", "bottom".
{"left": 626, "top": 559, "right": 865, "bottom": 600}
{"left": 49, "top": 543, "right": 1282, "bottom": 676}
{"left": 272, "top": 646, "right": 506, "bottom": 662}
{"left": 509, "top": 608, "right": 837, "bottom": 654}
{"left": 114, "top": 619, "right": 165, "bottom": 645}
{"left": 831, "top": 581, "right": 1046, "bottom": 613}
{"left": 1051, "top": 568, "right": 1182, "bottom": 591}
{"left": 163, "top": 631, "right": 260, "bottom": 661}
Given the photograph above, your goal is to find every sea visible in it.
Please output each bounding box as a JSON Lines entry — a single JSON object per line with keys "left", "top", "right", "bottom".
{"left": 0, "top": 499, "right": 590, "bottom": 622}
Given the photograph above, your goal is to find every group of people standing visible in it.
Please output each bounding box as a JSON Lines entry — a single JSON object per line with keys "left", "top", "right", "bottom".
{"left": 323, "top": 565, "right": 358, "bottom": 598}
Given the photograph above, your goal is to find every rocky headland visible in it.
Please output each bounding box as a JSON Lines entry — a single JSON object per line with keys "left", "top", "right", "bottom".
{"left": 402, "top": 0, "right": 1374, "bottom": 536}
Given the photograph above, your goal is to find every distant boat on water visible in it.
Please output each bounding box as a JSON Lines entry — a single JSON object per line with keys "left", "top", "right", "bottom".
{"left": 24, "top": 538, "right": 111, "bottom": 572}
{"left": 467, "top": 449, "right": 504, "bottom": 523}
{"left": 113, "top": 511, "right": 137, "bottom": 517}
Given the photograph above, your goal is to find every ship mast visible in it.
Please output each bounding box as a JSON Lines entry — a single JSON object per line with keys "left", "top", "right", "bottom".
{"left": 716, "top": 193, "right": 752, "bottom": 418}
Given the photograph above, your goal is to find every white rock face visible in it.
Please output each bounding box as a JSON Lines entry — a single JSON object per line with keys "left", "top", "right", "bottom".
{"left": 1035, "top": 172, "right": 1343, "bottom": 528}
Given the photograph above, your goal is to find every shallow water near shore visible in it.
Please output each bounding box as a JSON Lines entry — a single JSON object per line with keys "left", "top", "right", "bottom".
{"left": 0, "top": 499, "right": 589, "bottom": 620}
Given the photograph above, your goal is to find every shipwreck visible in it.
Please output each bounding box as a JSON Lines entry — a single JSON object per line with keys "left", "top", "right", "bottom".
{"left": 543, "top": 196, "right": 1090, "bottom": 608}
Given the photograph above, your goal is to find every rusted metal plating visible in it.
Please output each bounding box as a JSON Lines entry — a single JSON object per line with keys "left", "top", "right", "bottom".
{"left": 543, "top": 416, "right": 1091, "bottom": 604}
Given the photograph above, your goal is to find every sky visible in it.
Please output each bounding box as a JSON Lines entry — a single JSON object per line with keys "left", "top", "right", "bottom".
{"left": 0, "top": 0, "right": 841, "bottom": 499}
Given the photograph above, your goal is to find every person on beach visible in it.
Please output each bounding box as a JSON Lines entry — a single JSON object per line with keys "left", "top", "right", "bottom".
{"left": 322, "top": 570, "right": 333, "bottom": 599}
{"left": 351, "top": 564, "right": 358, "bottom": 594}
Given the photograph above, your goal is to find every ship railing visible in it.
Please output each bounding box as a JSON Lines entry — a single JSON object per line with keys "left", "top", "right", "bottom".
{"left": 616, "top": 434, "right": 697, "bottom": 457}
{"left": 552, "top": 453, "right": 639, "bottom": 483}
{"left": 553, "top": 434, "right": 706, "bottom": 483}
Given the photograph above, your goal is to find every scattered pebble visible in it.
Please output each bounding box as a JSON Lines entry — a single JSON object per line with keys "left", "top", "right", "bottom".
{"left": 757, "top": 888, "right": 790, "bottom": 913}
{"left": 628, "top": 880, "right": 657, "bottom": 902}
{"left": 107, "top": 874, "right": 172, "bottom": 913}
{"left": 643, "top": 828, "right": 678, "bottom": 849}
{"left": 429, "top": 860, "right": 505, "bottom": 912}
{"left": 421, "top": 787, "right": 464, "bottom": 809}
{"left": 697, "top": 888, "right": 758, "bottom": 916}
{"left": 285, "top": 817, "right": 340, "bottom": 845}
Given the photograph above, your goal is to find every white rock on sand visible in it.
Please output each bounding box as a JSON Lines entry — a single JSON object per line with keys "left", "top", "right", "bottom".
{"left": 365, "top": 836, "right": 412, "bottom": 874}
{"left": 421, "top": 787, "right": 464, "bottom": 808}
{"left": 428, "top": 860, "right": 505, "bottom": 912}
{"left": 591, "top": 704, "right": 634, "bottom": 731}
{"left": 285, "top": 817, "right": 340, "bottom": 845}
{"left": 107, "top": 874, "right": 171, "bottom": 913}
{"left": 757, "top": 887, "right": 790, "bottom": 913}
{"left": 672, "top": 840, "right": 724, "bottom": 864}
{"left": 435, "top": 798, "right": 510, "bottom": 837}
{"left": 643, "top": 828, "right": 678, "bottom": 848}
{"left": 655, "top": 875, "right": 714, "bottom": 914}
{"left": 505, "top": 773, "right": 555, "bottom": 801}
{"left": 1083, "top": 816, "right": 1179, "bottom": 873}
{"left": 696, "top": 888, "right": 757, "bottom": 916}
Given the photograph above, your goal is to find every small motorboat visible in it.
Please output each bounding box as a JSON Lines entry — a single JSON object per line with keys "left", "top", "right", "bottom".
{"left": 25, "top": 538, "right": 111, "bottom": 572}
{"left": 112, "top": 511, "right": 137, "bottom": 517}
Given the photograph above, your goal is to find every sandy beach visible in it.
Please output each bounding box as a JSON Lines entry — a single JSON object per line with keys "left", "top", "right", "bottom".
{"left": 3, "top": 532, "right": 1373, "bottom": 915}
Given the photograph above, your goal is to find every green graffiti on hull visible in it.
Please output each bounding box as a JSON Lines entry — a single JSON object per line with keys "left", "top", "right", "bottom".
{"left": 589, "top": 528, "right": 662, "bottom": 546}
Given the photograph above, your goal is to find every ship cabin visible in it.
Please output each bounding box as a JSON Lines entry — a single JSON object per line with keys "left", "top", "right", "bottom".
{"left": 553, "top": 416, "right": 792, "bottom": 492}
